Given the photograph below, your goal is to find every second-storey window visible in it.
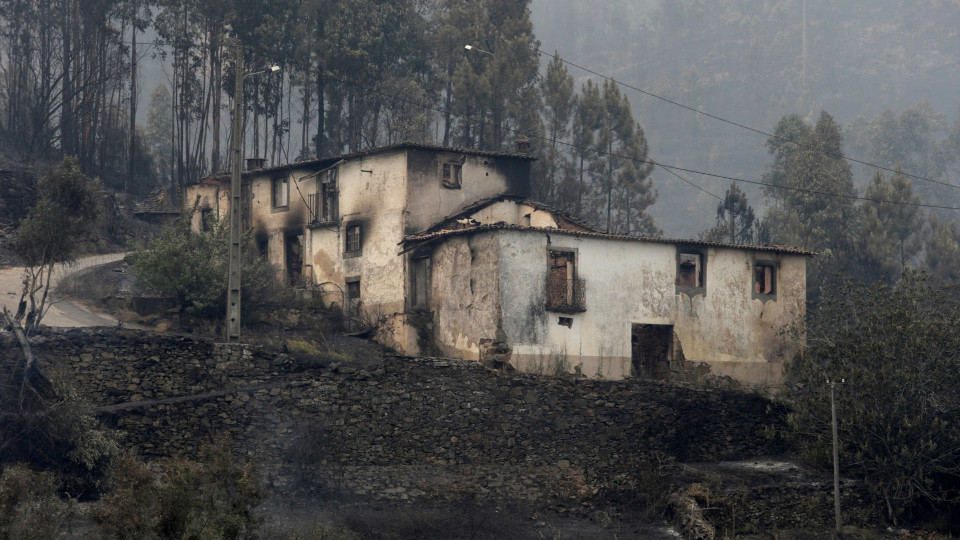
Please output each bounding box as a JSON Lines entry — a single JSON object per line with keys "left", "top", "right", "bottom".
{"left": 676, "top": 248, "right": 706, "bottom": 296}
{"left": 345, "top": 223, "right": 362, "bottom": 257}
{"left": 546, "top": 250, "right": 585, "bottom": 312}
{"left": 272, "top": 176, "right": 289, "bottom": 209}
{"left": 442, "top": 161, "right": 462, "bottom": 189}
{"left": 753, "top": 261, "right": 777, "bottom": 300}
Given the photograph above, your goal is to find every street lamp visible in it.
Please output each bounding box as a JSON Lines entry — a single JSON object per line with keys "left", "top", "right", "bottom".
{"left": 464, "top": 43, "right": 501, "bottom": 150}
{"left": 226, "top": 40, "right": 279, "bottom": 342}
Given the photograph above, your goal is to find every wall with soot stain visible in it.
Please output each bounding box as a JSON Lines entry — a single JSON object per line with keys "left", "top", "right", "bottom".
{"left": 404, "top": 150, "right": 531, "bottom": 234}
{"left": 309, "top": 151, "right": 409, "bottom": 321}
{"left": 491, "top": 230, "right": 806, "bottom": 385}
{"left": 427, "top": 232, "right": 502, "bottom": 359}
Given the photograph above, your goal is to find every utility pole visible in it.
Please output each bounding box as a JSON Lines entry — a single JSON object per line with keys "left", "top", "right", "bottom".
{"left": 225, "top": 42, "right": 280, "bottom": 343}
{"left": 830, "top": 378, "right": 843, "bottom": 534}
{"left": 226, "top": 40, "right": 243, "bottom": 342}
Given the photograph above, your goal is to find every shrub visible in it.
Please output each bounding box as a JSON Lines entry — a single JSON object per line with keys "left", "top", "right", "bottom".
{"left": 785, "top": 272, "right": 960, "bottom": 527}
{"left": 0, "top": 465, "right": 71, "bottom": 540}
{"left": 129, "top": 203, "right": 280, "bottom": 325}
{"left": 98, "top": 443, "right": 263, "bottom": 540}
{"left": 0, "top": 367, "right": 118, "bottom": 500}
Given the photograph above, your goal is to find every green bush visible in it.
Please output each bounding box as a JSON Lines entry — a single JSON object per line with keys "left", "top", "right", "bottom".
{"left": 98, "top": 443, "right": 263, "bottom": 540}
{"left": 786, "top": 272, "right": 960, "bottom": 527}
{"left": 0, "top": 465, "right": 71, "bottom": 540}
{"left": 129, "top": 203, "right": 280, "bottom": 325}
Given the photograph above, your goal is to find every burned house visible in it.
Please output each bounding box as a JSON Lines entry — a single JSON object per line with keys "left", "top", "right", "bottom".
{"left": 185, "top": 143, "right": 808, "bottom": 385}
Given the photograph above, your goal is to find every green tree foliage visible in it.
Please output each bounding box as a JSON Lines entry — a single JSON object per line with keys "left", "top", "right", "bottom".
{"left": 856, "top": 168, "right": 924, "bottom": 283}
{"left": 129, "top": 206, "right": 278, "bottom": 324}
{"left": 702, "top": 182, "right": 756, "bottom": 244}
{"left": 532, "top": 52, "right": 576, "bottom": 210}
{"left": 0, "top": 365, "right": 119, "bottom": 500}
{"left": 786, "top": 273, "right": 960, "bottom": 525}
{"left": 8, "top": 157, "right": 104, "bottom": 335}
{"left": 762, "top": 111, "right": 859, "bottom": 304}
{"left": 584, "top": 80, "right": 657, "bottom": 234}
{"left": 144, "top": 85, "right": 174, "bottom": 187}
{"left": 442, "top": 0, "right": 540, "bottom": 150}
{"left": 925, "top": 213, "right": 960, "bottom": 284}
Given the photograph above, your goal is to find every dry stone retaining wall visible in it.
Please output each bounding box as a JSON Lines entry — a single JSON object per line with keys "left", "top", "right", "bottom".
{"left": 18, "top": 328, "right": 790, "bottom": 505}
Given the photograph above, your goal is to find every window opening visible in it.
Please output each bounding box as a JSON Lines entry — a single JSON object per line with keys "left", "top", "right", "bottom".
{"left": 345, "top": 278, "right": 361, "bottom": 330}
{"left": 345, "top": 223, "right": 362, "bottom": 257}
{"left": 558, "top": 317, "right": 573, "bottom": 328}
{"left": 753, "top": 261, "right": 777, "bottom": 299}
{"left": 442, "top": 162, "right": 462, "bottom": 189}
{"left": 410, "top": 257, "right": 430, "bottom": 310}
{"left": 319, "top": 169, "right": 338, "bottom": 222}
{"left": 676, "top": 248, "right": 706, "bottom": 296}
{"left": 272, "top": 177, "right": 289, "bottom": 209}
{"left": 546, "top": 250, "right": 585, "bottom": 312}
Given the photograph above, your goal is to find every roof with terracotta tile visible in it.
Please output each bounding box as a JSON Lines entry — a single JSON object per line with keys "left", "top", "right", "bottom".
{"left": 186, "top": 142, "right": 535, "bottom": 185}
{"left": 402, "top": 223, "right": 815, "bottom": 256}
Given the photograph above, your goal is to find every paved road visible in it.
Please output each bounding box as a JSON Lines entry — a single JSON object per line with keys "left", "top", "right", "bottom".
{"left": 0, "top": 252, "right": 128, "bottom": 328}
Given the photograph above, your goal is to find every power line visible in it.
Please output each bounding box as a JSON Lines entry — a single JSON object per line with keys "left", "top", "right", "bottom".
{"left": 533, "top": 46, "right": 960, "bottom": 192}
{"left": 325, "top": 71, "right": 959, "bottom": 212}
{"left": 326, "top": 71, "right": 722, "bottom": 201}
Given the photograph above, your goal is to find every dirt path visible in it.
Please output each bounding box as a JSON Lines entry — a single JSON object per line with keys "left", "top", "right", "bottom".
{"left": 0, "top": 252, "right": 128, "bottom": 328}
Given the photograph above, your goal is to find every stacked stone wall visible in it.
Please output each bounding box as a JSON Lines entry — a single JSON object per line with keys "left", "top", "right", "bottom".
{"left": 16, "top": 328, "right": 790, "bottom": 506}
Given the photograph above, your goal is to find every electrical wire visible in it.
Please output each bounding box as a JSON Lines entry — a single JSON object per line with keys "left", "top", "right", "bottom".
{"left": 533, "top": 46, "right": 960, "bottom": 192}
{"left": 324, "top": 71, "right": 960, "bottom": 211}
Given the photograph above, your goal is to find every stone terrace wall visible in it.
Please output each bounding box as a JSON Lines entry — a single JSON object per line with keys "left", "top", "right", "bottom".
{"left": 16, "top": 328, "right": 791, "bottom": 505}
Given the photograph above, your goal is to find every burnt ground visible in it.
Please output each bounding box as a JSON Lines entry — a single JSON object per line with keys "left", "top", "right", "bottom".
{"left": 50, "top": 263, "right": 928, "bottom": 539}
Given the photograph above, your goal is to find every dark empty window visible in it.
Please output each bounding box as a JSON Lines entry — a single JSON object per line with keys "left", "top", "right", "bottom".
{"left": 442, "top": 162, "right": 462, "bottom": 189}
{"left": 753, "top": 261, "right": 777, "bottom": 300}
{"left": 320, "top": 169, "right": 338, "bottom": 222}
{"left": 345, "top": 278, "right": 361, "bottom": 322}
{"left": 272, "top": 177, "right": 289, "bottom": 209}
{"left": 676, "top": 248, "right": 706, "bottom": 296}
{"left": 546, "top": 250, "right": 585, "bottom": 312}
{"left": 345, "top": 223, "right": 362, "bottom": 257}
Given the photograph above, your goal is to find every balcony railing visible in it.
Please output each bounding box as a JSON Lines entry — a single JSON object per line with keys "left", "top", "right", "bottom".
{"left": 545, "top": 277, "right": 586, "bottom": 312}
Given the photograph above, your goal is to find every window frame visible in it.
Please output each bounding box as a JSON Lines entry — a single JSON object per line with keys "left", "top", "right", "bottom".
{"left": 441, "top": 157, "right": 464, "bottom": 189}
{"left": 409, "top": 255, "right": 431, "bottom": 312}
{"left": 344, "top": 222, "right": 362, "bottom": 258}
{"left": 271, "top": 176, "right": 290, "bottom": 211}
{"left": 752, "top": 260, "right": 777, "bottom": 301}
{"left": 676, "top": 246, "right": 707, "bottom": 297}
{"left": 545, "top": 248, "right": 586, "bottom": 313}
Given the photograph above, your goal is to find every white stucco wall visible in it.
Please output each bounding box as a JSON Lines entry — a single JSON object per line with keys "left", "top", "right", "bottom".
{"left": 487, "top": 230, "right": 806, "bottom": 384}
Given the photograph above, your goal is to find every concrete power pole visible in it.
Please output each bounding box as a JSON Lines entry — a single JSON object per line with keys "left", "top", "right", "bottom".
{"left": 226, "top": 40, "right": 243, "bottom": 342}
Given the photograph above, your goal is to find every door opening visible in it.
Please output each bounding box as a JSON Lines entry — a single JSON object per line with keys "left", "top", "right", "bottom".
{"left": 285, "top": 233, "right": 304, "bottom": 286}
{"left": 631, "top": 324, "right": 673, "bottom": 378}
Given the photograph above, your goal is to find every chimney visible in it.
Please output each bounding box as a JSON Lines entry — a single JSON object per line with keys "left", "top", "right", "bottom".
{"left": 245, "top": 157, "right": 267, "bottom": 171}
{"left": 515, "top": 134, "right": 531, "bottom": 154}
